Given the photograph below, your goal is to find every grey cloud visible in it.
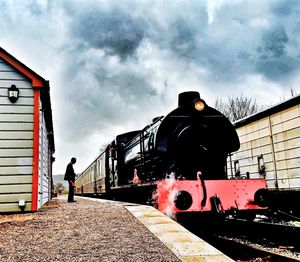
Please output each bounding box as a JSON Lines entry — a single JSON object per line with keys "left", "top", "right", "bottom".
{"left": 60, "top": 52, "right": 158, "bottom": 140}
{"left": 255, "top": 26, "right": 297, "bottom": 80}
{"left": 3, "top": 0, "right": 300, "bottom": 174}
{"left": 72, "top": 9, "right": 145, "bottom": 60}
{"left": 64, "top": 1, "right": 300, "bottom": 86}
{"left": 58, "top": 0, "right": 300, "bottom": 141}
{"left": 168, "top": 18, "right": 199, "bottom": 59}
{"left": 260, "top": 27, "right": 288, "bottom": 59}
{"left": 272, "top": 0, "right": 297, "bottom": 16}
{"left": 28, "top": 3, "right": 43, "bottom": 15}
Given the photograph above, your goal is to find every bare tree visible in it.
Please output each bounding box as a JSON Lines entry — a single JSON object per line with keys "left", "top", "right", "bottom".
{"left": 290, "top": 88, "right": 298, "bottom": 97}
{"left": 215, "top": 94, "right": 260, "bottom": 122}
{"left": 99, "top": 142, "right": 110, "bottom": 153}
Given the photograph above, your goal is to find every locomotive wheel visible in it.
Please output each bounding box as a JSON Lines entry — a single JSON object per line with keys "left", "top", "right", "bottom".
{"left": 254, "top": 188, "right": 269, "bottom": 208}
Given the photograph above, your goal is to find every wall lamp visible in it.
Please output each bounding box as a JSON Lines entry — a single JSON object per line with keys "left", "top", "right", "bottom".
{"left": 18, "top": 199, "right": 26, "bottom": 212}
{"left": 8, "top": 84, "right": 19, "bottom": 103}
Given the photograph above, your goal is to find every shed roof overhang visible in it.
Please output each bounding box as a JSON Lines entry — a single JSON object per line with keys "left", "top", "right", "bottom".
{"left": 234, "top": 93, "right": 300, "bottom": 128}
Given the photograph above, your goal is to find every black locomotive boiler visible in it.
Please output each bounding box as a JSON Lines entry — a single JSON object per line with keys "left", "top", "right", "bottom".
{"left": 76, "top": 91, "right": 267, "bottom": 217}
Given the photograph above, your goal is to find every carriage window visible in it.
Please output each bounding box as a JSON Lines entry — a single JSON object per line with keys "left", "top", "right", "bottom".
{"left": 98, "top": 160, "right": 101, "bottom": 175}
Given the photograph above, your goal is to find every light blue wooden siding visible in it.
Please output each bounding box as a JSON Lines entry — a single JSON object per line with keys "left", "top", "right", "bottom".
{"left": 0, "top": 57, "right": 33, "bottom": 212}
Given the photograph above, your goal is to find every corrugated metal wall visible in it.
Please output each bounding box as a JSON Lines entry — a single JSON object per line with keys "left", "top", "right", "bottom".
{"left": 228, "top": 104, "right": 300, "bottom": 190}
{"left": 270, "top": 105, "right": 300, "bottom": 189}
{"left": 0, "top": 57, "right": 34, "bottom": 212}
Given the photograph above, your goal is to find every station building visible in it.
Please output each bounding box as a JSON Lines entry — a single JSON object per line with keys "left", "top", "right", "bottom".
{"left": 0, "top": 47, "right": 55, "bottom": 212}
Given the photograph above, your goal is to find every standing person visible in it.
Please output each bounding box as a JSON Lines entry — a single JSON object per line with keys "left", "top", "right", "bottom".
{"left": 64, "top": 157, "right": 77, "bottom": 202}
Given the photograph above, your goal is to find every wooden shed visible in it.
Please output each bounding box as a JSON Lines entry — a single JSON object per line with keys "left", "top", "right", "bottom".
{"left": 228, "top": 94, "right": 300, "bottom": 191}
{"left": 0, "top": 47, "right": 55, "bottom": 212}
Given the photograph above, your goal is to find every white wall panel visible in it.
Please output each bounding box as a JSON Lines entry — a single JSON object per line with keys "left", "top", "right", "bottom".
{"left": 0, "top": 88, "right": 33, "bottom": 97}
{"left": 0, "top": 71, "right": 27, "bottom": 80}
{"left": 0, "top": 193, "right": 31, "bottom": 203}
{"left": 0, "top": 203, "right": 32, "bottom": 212}
{"left": 0, "top": 166, "right": 32, "bottom": 175}
{"left": 0, "top": 80, "right": 33, "bottom": 89}
{"left": 0, "top": 157, "right": 32, "bottom": 166}
{"left": 0, "top": 184, "right": 32, "bottom": 193}
{"left": 0, "top": 97, "right": 34, "bottom": 105}
{"left": 0, "top": 105, "right": 33, "bottom": 114}
{"left": 0, "top": 114, "right": 33, "bottom": 122}
{"left": 0, "top": 131, "right": 33, "bottom": 139}
{"left": 0, "top": 175, "right": 32, "bottom": 184}
{"left": 0, "top": 148, "right": 33, "bottom": 157}
{"left": 0, "top": 123, "right": 33, "bottom": 130}
{"left": 0, "top": 140, "right": 33, "bottom": 148}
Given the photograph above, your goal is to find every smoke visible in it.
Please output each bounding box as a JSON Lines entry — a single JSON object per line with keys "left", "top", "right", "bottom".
{"left": 155, "top": 172, "right": 178, "bottom": 219}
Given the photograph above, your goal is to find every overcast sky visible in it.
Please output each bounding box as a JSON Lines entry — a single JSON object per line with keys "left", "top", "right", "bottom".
{"left": 1, "top": 0, "right": 299, "bottom": 175}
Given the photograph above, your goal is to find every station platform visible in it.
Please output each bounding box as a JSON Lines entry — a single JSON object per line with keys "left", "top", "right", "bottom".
{"left": 0, "top": 195, "right": 233, "bottom": 261}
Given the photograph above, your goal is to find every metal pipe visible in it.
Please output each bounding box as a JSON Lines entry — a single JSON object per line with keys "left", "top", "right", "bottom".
{"left": 268, "top": 116, "right": 278, "bottom": 189}
{"left": 229, "top": 153, "right": 234, "bottom": 179}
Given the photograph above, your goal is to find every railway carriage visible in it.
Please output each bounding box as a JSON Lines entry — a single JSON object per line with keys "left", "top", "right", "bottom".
{"left": 76, "top": 151, "right": 106, "bottom": 195}
{"left": 76, "top": 91, "right": 267, "bottom": 218}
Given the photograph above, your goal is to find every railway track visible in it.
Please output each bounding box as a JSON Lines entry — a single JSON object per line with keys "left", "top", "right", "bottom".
{"left": 220, "top": 217, "right": 300, "bottom": 246}
{"left": 205, "top": 234, "right": 300, "bottom": 261}
{"left": 180, "top": 215, "right": 300, "bottom": 261}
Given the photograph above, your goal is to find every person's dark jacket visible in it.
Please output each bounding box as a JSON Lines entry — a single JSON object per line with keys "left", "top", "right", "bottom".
{"left": 64, "top": 162, "right": 75, "bottom": 182}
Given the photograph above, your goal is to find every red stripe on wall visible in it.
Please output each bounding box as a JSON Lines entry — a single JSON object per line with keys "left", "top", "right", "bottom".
{"left": 32, "top": 89, "right": 40, "bottom": 211}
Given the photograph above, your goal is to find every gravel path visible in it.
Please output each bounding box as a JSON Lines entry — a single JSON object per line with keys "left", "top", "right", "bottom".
{"left": 0, "top": 196, "right": 180, "bottom": 262}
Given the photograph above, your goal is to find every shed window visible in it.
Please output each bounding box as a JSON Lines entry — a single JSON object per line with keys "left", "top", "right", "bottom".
{"left": 258, "top": 155, "right": 266, "bottom": 175}
{"left": 234, "top": 160, "right": 240, "bottom": 177}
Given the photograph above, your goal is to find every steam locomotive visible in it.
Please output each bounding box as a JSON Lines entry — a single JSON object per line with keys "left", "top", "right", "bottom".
{"left": 76, "top": 91, "right": 267, "bottom": 217}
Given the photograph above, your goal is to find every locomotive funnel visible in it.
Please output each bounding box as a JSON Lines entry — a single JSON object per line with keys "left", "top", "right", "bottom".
{"left": 178, "top": 91, "right": 200, "bottom": 107}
